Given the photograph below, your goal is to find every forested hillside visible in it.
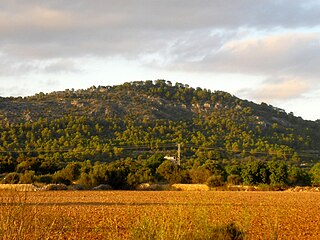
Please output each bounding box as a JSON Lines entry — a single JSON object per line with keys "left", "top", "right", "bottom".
{"left": 1, "top": 80, "right": 320, "bottom": 188}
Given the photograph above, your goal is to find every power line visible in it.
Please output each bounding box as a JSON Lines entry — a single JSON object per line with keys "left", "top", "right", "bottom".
{"left": 185, "top": 144, "right": 320, "bottom": 158}
{"left": 0, "top": 143, "right": 178, "bottom": 153}
{"left": 0, "top": 142, "right": 319, "bottom": 159}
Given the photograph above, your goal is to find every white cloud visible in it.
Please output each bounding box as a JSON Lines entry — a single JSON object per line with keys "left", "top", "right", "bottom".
{"left": 239, "top": 77, "right": 311, "bottom": 102}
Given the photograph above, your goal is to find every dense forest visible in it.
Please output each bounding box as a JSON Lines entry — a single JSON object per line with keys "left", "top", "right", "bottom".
{"left": 1, "top": 80, "right": 320, "bottom": 188}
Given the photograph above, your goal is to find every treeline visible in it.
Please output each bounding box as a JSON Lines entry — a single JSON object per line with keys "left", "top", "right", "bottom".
{"left": 0, "top": 114, "right": 316, "bottom": 175}
{"left": 2, "top": 155, "right": 320, "bottom": 189}
{"left": 1, "top": 80, "right": 320, "bottom": 188}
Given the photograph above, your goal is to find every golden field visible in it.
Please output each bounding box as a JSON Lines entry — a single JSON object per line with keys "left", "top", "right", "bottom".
{"left": 1, "top": 190, "right": 320, "bottom": 239}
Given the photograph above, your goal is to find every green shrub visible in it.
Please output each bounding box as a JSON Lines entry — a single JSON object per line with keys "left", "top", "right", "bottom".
{"left": 310, "top": 163, "right": 320, "bottom": 186}
{"left": 227, "top": 174, "right": 242, "bottom": 185}
{"left": 52, "top": 171, "right": 72, "bottom": 185}
{"left": 37, "top": 174, "right": 53, "bottom": 184}
{"left": 19, "top": 171, "right": 36, "bottom": 184}
{"left": 189, "top": 164, "right": 211, "bottom": 184}
{"left": 2, "top": 172, "right": 20, "bottom": 184}
{"left": 206, "top": 175, "right": 225, "bottom": 187}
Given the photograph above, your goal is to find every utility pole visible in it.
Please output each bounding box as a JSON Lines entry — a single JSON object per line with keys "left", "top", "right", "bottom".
{"left": 177, "top": 143, "right": 181, "bottom": 165}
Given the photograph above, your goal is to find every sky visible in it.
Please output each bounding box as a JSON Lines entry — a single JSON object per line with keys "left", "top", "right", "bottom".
{"left": 1, "top": 1, "right": 320, "bottom": 120}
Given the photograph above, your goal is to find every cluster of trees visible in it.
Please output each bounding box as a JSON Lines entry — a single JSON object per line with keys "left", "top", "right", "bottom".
{"left": 1, "top": 80, "right": 320, "bottom": 188}
{"left": 0, "top": 116, "right": 314, "bottom": 175}
{"left": 2, "top": 154, "right": 320, "bottom": 189}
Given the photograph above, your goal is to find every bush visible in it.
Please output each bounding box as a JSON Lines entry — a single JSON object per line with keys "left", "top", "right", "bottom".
{"left": 127, "top": 167, "right": 154, "bottom": 188}
{"left": 37, "top": 174, "right": 53, "bottom": 184}
{"left": 19, "top": 170, "right": 36, "bottom": 184}
{"left": 288, "top": 166, "right": 311, "bottom": 186}
{"left": 77, "top": 172, "right": 94, "bottom": 189}
{"left": 206, "top": 175, "right": 225, "bottom": 187}
{"left": 156, "top": 160, "right": 183, "bottom": 184}
{"left": 189, "top": 164, "right": 211, "bottom": 184}
{"left": 310, "top": 163, "right": 320, "bottom": 186}
{"left": 2, "top": 172, "right": 20, "bottom": 184}
{"left": 52, "top": 171, "right": 72, "bottom": 185}
{"left": 227, "top": 174, "right": 242, "bottom": 185}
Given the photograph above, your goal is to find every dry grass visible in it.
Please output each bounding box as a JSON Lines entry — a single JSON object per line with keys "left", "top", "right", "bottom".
{"left": 0, "top": 190, "right": 320, "bottom": 239}
{"left": 171, "top": 184, "right": 209, "bottom": 191}
{"left": 0, "top": 184, "right": 36, "bottom": 191}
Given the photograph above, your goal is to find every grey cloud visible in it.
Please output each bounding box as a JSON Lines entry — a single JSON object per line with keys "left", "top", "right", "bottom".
{"left": 0, "top": 56, "right": 36, "bottom": 76}
{"left": 162, "top": 31, "right": 320, "bottom": 103}
{"left": 166, "top": 32, "right": 320, "bottom": 90}
{"left": 1, "top": 0, "right": 320, "bottom": 102}
{"left": 0, "top": 54, "right": 80, "bottom": 76}
{"left": 0, "top": 0, "right": 320, "bottom": 61}
{"left": 195, "top": 33, "right": 320, "bottom": 76}
{"left": 43, "top": 59, "right": 80, "bottom": 73}
{"left": 24, "top": 0, "right": 320, "bottom": 29}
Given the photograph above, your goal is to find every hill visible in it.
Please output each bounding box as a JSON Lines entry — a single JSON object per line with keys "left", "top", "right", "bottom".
{"left": 0, "top": 80, "right": 320, "bottom": 188}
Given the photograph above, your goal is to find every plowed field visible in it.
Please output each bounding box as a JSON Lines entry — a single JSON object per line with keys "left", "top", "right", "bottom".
{"left": 1, "top": 190, "right": 320, "bottom": 239}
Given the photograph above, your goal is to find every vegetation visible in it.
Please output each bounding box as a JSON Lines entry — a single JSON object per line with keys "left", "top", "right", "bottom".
{"left": 0, "top": 80, "right": 319, "bottom": 188}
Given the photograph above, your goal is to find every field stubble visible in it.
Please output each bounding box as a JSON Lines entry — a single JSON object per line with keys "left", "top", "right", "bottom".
{"left": 0, "top": 190, "right": 319, "bottom": 239}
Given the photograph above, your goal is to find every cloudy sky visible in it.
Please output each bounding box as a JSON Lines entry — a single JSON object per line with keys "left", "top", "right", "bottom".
{"left": 1, "top": 0, "right": 320, "bottom": 120}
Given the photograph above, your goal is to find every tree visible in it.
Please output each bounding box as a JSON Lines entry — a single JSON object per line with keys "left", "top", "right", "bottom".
{"left": 288, "top": 166, "right": 311, "bottom": 186}
{"left": 52, "top": 162, "right": 82, "bottom": 185}
{"left": 144, "top": 154, "right": 164, "bottom": 173}
{"left": 227, "top": 175, "right": 242, "bottom": 185}
{"left": 64, "top": 162, "right": 82, "bottom": 181}
{"left": 206, "top": 175, "right": 224, "bottom": 187}
{"left": 189, "top": 162, "right": 210, "bottom": 184}
{"left": 90, "top": 162, "right": 109, "bottom": 187}
{"left": 268, "top": 161, "right": 288, "bottom": 186}
{"left": 156, "top": 160, "right": 182, "bottom": 184}
{"left": 20, "top": 170, "right": 36, "bottom": 184}
{"left": 105, "top": 160, "right": 132, "bottom": 189}
{"left": 241, "top": 160, "right": 269, "bottom": 185}
{"left": 202, "top": 160, "right": 226, "bottom": 180}
{"left": 127, "top": 167, "right": 153, "bottom": 188}
{"left": 310, "top": 163, "right": 320, "bottom": 186}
